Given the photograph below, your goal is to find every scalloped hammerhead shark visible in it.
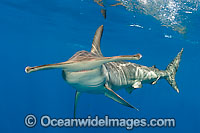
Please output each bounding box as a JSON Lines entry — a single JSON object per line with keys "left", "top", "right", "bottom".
{"left": 25, "top": 25, "right": 183, "bottom": 118}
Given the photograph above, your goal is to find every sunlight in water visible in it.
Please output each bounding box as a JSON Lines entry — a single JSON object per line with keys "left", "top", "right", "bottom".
{"left": 118, "top": 0, "right": 200, "bottom": 34}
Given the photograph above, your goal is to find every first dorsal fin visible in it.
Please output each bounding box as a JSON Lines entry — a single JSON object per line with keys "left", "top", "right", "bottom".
{"left": 91, "top": 25, "right": 104, "bottom": 57}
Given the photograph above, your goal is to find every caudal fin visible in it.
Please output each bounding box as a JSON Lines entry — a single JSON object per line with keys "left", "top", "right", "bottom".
{"left": 165, "top": 48, "right": 183, "bottom": 93}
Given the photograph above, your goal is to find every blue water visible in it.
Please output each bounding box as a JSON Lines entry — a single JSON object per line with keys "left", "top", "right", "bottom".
{"left": 0, "top": 0, "right": 200, "bottom": 132}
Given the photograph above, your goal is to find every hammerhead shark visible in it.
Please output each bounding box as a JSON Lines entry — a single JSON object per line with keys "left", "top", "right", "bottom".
{"left": 25, "top": 25, "right": 183, "bottom": 118}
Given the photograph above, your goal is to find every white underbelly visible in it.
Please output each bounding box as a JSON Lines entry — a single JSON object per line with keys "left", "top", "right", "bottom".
{"left": 62, "top": 67, "right": 107, "bottom": 94}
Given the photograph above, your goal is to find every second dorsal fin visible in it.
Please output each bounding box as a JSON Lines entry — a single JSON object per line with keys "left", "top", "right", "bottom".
{"left": 152, "top": 65, "right": 156, "bottom": 68}
{"left": 91, "top": 25, "right": 104, "bottom": 57}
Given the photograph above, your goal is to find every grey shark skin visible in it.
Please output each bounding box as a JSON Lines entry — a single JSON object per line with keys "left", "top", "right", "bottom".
{"left": 25, "top": 25, "right": 183, "bottom": 118}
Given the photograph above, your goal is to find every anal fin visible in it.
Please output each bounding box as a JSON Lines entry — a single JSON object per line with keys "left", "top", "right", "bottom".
{"left": 74, "top": 91, "right": 81, "bottom": 119}
{"left": 125, "top": 87, "right": 134, "bottom": 94}
{"left": 104, "top": 84, "right": 139, "bottom": 111}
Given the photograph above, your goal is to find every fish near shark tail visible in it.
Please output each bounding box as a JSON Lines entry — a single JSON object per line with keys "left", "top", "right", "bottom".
{"left": 165, "top": 48, "right": 183, "bottom": 93}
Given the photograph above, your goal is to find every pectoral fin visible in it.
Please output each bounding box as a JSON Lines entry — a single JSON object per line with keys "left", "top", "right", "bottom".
{"left": 74, "top": 91, "right": 81, "bottom": 118}
{"left": 132, "top": 81, "right": 142, "bottom": 88}
{"left": 104, "top": 84, "right": 139, "bottom": 111}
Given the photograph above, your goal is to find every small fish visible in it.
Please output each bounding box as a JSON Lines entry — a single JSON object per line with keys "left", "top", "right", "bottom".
{"left": 101, "top": 9, "right": 106, "bottom": 19}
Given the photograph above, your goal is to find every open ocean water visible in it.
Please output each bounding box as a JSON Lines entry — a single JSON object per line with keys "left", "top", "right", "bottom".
{"left": 0, "top": 0, "right": 200, "bottom": 132}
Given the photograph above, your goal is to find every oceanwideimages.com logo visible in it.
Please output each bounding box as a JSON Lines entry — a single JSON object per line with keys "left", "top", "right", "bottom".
{"left": 24, "top": 114, "right": 176, "bottom": 130}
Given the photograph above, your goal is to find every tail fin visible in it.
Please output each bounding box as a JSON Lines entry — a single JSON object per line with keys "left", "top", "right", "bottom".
{"left": 165, "top": 48, "right": 184, "bottom": 93}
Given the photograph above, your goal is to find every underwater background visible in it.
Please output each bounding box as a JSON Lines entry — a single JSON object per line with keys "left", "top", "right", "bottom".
{"left": 0, "top": 0, "right": 200, "bottom": 132}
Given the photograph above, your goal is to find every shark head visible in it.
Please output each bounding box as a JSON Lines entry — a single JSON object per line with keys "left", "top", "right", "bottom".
{"left": 25, "top": 25, "right": 142, "bottom": 74}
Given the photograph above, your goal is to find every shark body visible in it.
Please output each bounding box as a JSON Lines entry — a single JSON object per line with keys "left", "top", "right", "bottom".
{"left": 25, "top": 25, "right": 183, "bottom": 117}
